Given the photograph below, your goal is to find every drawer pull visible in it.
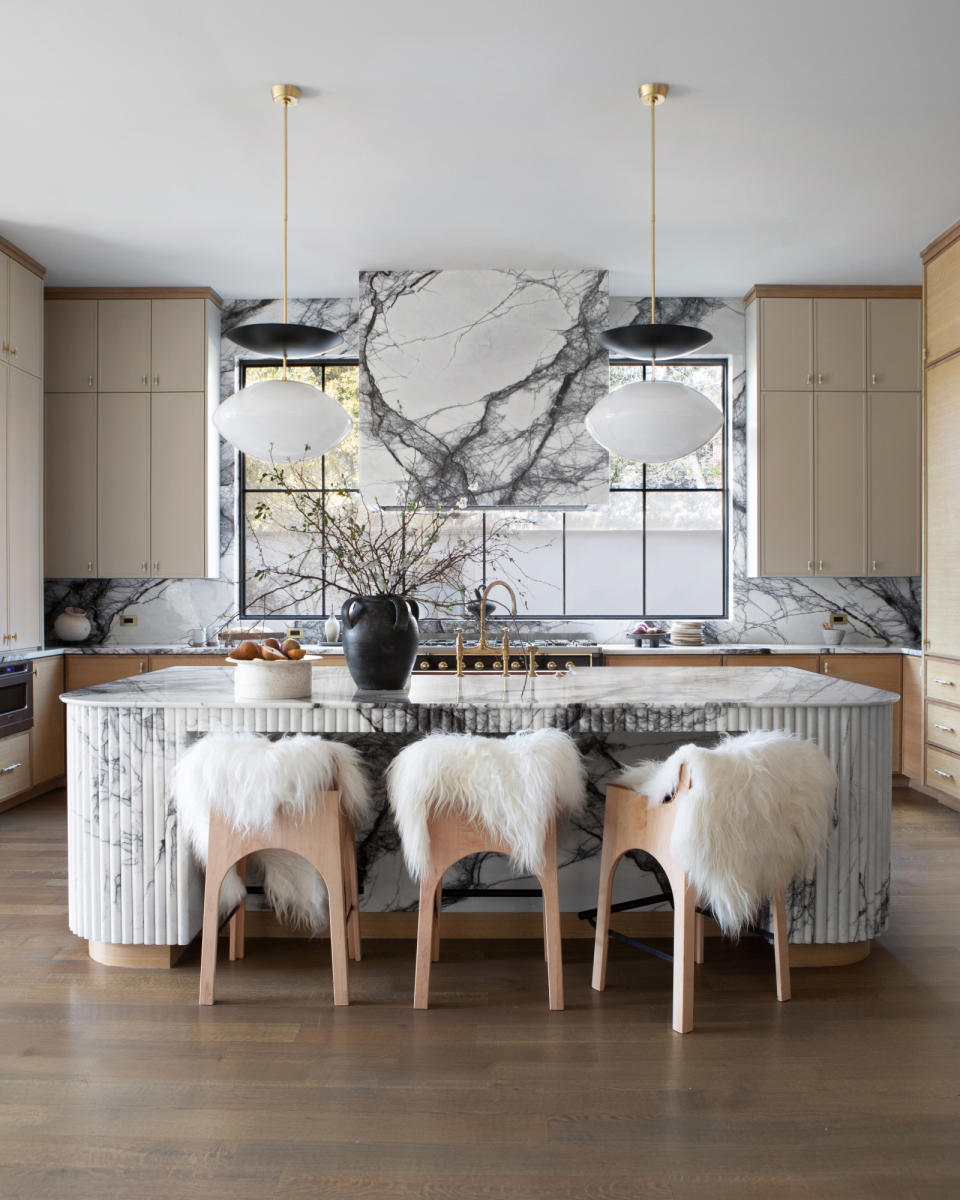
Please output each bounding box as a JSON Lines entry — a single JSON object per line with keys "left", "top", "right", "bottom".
{"left": 934, "top": 769, "right": 954, "bottom": 780}
{"left": 933, "top": 679, "right": 955, "bottom": 686}
{"left": 934, "top": 724, "right": 955, "bottom": 733}
{"left": 0, "top": 763, "right": 22, "bottom": 775}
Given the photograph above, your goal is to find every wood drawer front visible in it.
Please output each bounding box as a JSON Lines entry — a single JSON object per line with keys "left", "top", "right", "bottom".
{"left": 926, "top": 658, "right": 960, "bottom": 704}
{"left": 0, "top": 732, "right": 32, "bottom": 801}
{"left": 926, "top": 745, "right": 960, "bottom": 802}
{"left": 148, "top": 655, "right": 229, "bottom": 670}
{"left": 606, "top": 655, "right": 718, "bottom": 667}
{"left": 926, "top": 702, "right": 960, "bottom": 753}
{"left": 65, "top": 656, "right": 149, "bottom": 691}
{"left": 722, "top": 655, "right": 820, "bottom": 671}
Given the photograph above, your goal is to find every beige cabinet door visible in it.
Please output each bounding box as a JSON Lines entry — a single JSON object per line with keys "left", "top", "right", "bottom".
{"left": 0, "top": 254, "right": 7, "bottom": 361}
{"left": 901, "top": 655, "right": 923, "bottom": 780}
{"left": 815, "top": 392, "right": 866, "bottom": 576}
{"left": 760, "top": 299, "right": 813, "bottom": 390}
{"left": 45, "top": 299, "right": 98, "bottom": 392}
{"left": 759, "top": 391, "right": 814, "bottom": 575}
{"left": 7, "top": 261, "right": 43, "bottom": 378}
{"left": 5, "top": 369, "right": 43, "bottom": 648}
{"left": 868, "top": 299, "right": 921, "bottom": 390}
{"left": 925, "top": 239, "right": 960, "bottom": 365}
{"left": 98, "top": 300, "right": 151, "bottom": 392}
{"left": 31, "top": 657, "right": 65, "bottom": 784}
{"left": 868, "top": 392, "right": 921, "bottom": 577}
{"left": 98, "top": 393, "right": 150, "bottom": 577}
{"left": 44, "top": 393, "right": 98, "bottom": 578}
{"left": 813, "top": 298, "right": 865, "bottom": 390}
{"left": 924, "top": 356, "right": 960, "bottom": 653}
{"left": 150, "top": 392, "right": 205, "bottom": 577}
{"left": 150, "top": 299, "right": 206, "bottom": 392}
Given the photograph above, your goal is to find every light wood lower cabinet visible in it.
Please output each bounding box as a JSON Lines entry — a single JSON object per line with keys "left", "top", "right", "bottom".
{"left": 147, "top": 655, "right": 228, "bottom": 670}
{"left": 722, "top": 655, "right": 819, "bottom": 671}
{"left": 64, "top": 656, "right": 150, "bottom": 691}
{"left": 0, "top": 732, "right": 32, "bottom": 803}
{"left": 901, "top": 655, "right": 923, "bottom": 780}
{"left": 31, "top": 657, "right": 65, "bottom": 785}
{"left": 820, "top": 654, "right": 902, "bottom": 772}
{"left": 604, "top": 655, "right": 718, "bottom": 667}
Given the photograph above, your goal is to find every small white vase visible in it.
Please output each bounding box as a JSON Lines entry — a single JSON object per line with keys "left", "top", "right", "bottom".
{"left": 324, "top": 614, "right": 340, "bottom": 643}
{"left": 54, "top": 607, "right": 92, "bottom": 642}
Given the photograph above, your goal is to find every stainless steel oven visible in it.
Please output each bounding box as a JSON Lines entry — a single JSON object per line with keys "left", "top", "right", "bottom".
{"left": 0, "top": 659, "right": 33, "bottom": 738}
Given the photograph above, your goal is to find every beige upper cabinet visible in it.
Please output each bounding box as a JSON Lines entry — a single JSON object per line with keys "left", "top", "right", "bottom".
{"left": 97, "top": 393, "right": 151, "bottom": 578}
{"left": 6, "top": 260, "right": 43, "bottom": 379}
{"left": 4, "top": 369, "right": 43, "bottom": 649}
{"left": 45, "top": 393, "right": 98, "bottom": 578}
{"left": 924, "top": 354, "right": 960, "bottom": 653}
{"left": 760, "top": 298, "right": 813, "bottom": 390}
{"left": 868, "top": 299, "right": 922, "bottom": 390}
{"left": 814, "top": 299, "right": 866, "bottom": 390}
{"left": 150, "top": 299, "right": 206, "bottom": 391}
{"left": 924, "top": 236, "right": 960, "bottom": 365}
{"left": 0, "top": 255, "right": 7, "bottom": 360}
{"left": 45, "top": 299, "right": 98, "bottom": 392}
{"left": 759, "top": 391, "right": 813, "bottom": 576}
{"left": 815, "top": 392, "right": 866, "bottom": 576}
{"left": 868, "top": 393, "right": 921, "bottom": 577}
{"left": 150, "top": 392, "right": 206, "bottom": 577}
{"left": 98, "top": 299, "right": 151, "bottom": 392}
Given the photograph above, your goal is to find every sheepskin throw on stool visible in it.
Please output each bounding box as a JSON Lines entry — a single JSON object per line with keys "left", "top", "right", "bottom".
{"left": 618, "top": 730, "right": 837, "bottom": 935}
{"left": 174, "top": 732, "right": 372, "bottom": 933}
{"left": 386, "top": 728, "right": 587, "bottom": 880}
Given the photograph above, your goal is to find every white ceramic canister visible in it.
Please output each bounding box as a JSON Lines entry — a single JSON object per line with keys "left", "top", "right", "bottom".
{"left": 54, "top": 607, "right": 92, "bottom": 642}
{"left": 231, "top": 658, "right": 313, "bottom": 701}
{"left": 324, "top": 614, "right": 340, "bottom": 643}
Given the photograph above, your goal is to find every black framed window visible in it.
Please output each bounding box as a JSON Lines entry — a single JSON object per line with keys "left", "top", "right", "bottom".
{"left": 238, "top": 357, "right": 728, "bottom": 620}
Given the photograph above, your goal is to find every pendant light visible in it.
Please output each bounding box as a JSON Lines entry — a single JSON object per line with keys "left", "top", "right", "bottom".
{"left": 214, "top": 84, "right": 351, "bottom": 463}
{"left": 587, "top": 83, "right": 722, "bottom": 463}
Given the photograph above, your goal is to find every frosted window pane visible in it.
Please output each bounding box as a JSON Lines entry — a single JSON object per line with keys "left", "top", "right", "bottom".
{"left": 644, "top": 493, "right": 724, "bottom": 615}
{"left": 566, "top": 532, "right": 644, "bottom": 615}
{"left": 487, "top": 511, "right": 563, "bottom": 615}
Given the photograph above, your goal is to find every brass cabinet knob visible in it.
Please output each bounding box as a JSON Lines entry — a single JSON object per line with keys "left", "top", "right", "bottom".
{"left": 153, "top": 375, "right": 160, "bottom": 386}
{"left": 806, "top": 374, "right": 812, "bottom": 385}
{"left": 138, "top": 661, "right": 146, "bottom": 673}
{"left": 871, "top": 373, "right": 878, "bottom": 385}
{"left": 87, "top": 375, "right": 94, "bottom": 388}
{"left": 8, "top": 346, "right": 17, "bottom": 357}
{"left": 140, "top": 561, "right": 148, "bottom": 572}
{"left": 141, "top": 375, "right": 148, "bottom": 385}
{"left": 152, "top": 561, "right": 160, "bottom": 572}
{"left": 87, "top": 561, "right": 94, "bottom": 572}
{"left": 817, "top": 373, "right": 823, "bottom": 385}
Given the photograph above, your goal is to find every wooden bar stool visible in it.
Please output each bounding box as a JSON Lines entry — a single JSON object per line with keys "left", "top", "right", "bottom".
{"left": 387, "top": 728, "right": 587, "bottom": 1011}
{"left": 591, "top": 730, "right": 836, "bottom": 1033}
{"left": 174, "top": 732, "right": 371, "bottom": 1007}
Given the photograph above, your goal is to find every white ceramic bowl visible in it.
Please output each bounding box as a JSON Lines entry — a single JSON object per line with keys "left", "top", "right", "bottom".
{"left": 228, "top": 658, "right": 313, "bottom": 701}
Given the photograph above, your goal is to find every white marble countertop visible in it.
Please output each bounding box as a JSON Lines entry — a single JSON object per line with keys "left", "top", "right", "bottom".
{"left": 60, "top": 663, "right": 899, "bottom": 710}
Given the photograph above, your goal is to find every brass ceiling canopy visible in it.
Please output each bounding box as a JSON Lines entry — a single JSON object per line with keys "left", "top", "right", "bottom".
{"left": 226, "top": 82, "right": 343, "bottom": 361}
{"left": 599, "top": 81, "right": 712, "bottom": 362}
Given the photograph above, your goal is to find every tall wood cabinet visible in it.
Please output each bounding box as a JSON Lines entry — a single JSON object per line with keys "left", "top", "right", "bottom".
{"left": 44, "top": 288, "right": 222, "bottom": 580}
{"left": 0, "top": 235, "right": 44, "bottom": 651}
{"left": 746, "top": 286, "right": 922, "bottom": 578}
{"left": 921, "top": 220, "right": 960, "bottom": 810}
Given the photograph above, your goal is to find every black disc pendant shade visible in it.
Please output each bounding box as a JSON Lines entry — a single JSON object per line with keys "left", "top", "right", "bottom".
{"left": 599, "top": 322, "right": 713, "bottom": 361}
{"left": 226, "top": 321, "right": 344, "bottom": 358}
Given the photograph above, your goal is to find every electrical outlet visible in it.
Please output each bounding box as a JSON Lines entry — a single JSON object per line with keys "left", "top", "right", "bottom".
{"left": 828, "top": 612, "right": 848, "bottom": 627}
{"left": 286, "top": 627, "right": 303, "bottom": 639}
{"left": 120, "top": 615, "right": 137, "bottom": 627}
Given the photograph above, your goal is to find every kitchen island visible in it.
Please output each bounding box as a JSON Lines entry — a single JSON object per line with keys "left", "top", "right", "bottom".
{"left": 63, "top": 665, "right": 896, "bottom": 966}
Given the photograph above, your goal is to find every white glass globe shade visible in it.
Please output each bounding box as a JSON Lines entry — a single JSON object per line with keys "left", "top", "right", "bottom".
{"left": 212, "top": 378, "right": 352, "bottom": 463}
{"left": 585, "top": 379, "right": 723, "bottom": 463}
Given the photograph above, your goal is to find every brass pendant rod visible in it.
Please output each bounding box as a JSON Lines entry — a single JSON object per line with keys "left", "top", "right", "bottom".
{"left": 650, "top": 95, "right": 656, "bottom": 327}
{"left": 281, "top": 96, "right": 289, "bottom": 378}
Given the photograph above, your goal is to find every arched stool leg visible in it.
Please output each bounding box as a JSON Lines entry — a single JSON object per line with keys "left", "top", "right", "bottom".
{"left": 694, "top": 912, "right": 705, "bottom": 965}
{"left": 228, "top": 857, "right": 247, "bottom": 962}
{"left": 536, "top": 822, "right": 564, "bottom": 1011}
{"left": 342, "top": 819, "right": 362, "bottom": 963}
{"left": 414, "top": 872, "right": 443, "bottom": 1009}
{"left": 592, "top": 788, "right": 630, "bottom": 992}
{"left": 432, "top": 883, "right": 442, "bottom": 963}
{"left": 670, "top": 871, "right": 697, "bottom": 1034}
{"left": 199, "top": 815, "right": 234, "bottom": 1006}
{"left": 772, "top": 889, "right": 791, "bottom": 1002}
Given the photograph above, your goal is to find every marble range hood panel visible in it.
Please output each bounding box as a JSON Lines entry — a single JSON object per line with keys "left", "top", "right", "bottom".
{"left": 358, "top": 268, "right": 610, "bottom": 508}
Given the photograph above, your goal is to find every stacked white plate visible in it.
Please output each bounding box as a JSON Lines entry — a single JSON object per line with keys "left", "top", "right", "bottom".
{"left": 669, "top": 621, "right": 704, "bottom": 647}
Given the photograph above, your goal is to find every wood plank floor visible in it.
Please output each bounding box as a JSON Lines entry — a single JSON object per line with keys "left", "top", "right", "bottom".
{"left": 0, "top": 789, "right": 957, "bottom": 1199}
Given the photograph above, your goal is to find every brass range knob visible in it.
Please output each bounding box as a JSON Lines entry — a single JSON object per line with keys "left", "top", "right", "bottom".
{"left": 437, "top": 661, "right": 449, "bottom": 670}
{"left": 493, "top": 659, "right": 503, "bottom": 669}
{"left": 565, "top": 661, "right": 575, "bottom": 670}
{"left": 473, "top": 661, "right": 485, "bottom": 670}
{"left": 510, "top": 660, "right": 521, "bottom": 670}
{"left": 547, "top": 660, "right": 557, "bottom": 669}
{"left": 419, "top": 660, "right": 431, "bottom": 669}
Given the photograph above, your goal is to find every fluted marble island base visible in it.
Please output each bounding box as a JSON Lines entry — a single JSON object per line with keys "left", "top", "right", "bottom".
{"left": 63, "top": 665, "right": 896, "bottom": 966}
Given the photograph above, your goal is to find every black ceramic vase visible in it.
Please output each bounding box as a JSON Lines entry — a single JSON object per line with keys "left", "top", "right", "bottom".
{"left": 340, "top": 594, "right": 420, "bottom": 691}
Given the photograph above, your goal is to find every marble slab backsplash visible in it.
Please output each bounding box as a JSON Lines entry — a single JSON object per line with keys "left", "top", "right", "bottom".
{"left": 44, "top": 294, "right": 921, "bottom": 648}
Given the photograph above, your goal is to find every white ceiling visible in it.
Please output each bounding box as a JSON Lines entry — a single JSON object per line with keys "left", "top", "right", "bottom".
{"left": 4, "top": 0, "right": 959, "bottom": 298}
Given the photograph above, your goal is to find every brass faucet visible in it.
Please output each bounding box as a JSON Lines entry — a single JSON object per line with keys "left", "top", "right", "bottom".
{"left": 455, "top": 628, "right": 465, "bottom": 677}
{"left": 476, "top": 579, "right": 518, "bottom": 649}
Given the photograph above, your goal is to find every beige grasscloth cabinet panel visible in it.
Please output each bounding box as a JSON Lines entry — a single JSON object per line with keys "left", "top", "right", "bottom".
{"left": 746, "top": 287, "right": 921, "bottom": 578}
{"left": 1, "top": 366, "right": 43, "bottom": 650}
{"left": 44, "top": 288, "right": 222, "bottom": 579}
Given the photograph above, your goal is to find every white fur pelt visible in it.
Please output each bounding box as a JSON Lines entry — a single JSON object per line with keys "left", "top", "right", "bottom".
{"left": 174, "top": 732, "right": 372, "bottom": 933}
{"left": 386, "top": 728, "right": 587, "bottom": 880}
{"left": 617, "top": 730, "right": 837, "bottom": 935}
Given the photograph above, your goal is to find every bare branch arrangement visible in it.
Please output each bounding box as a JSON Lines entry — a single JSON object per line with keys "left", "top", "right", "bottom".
{"left": 244, "top": 458, "right": 523, "bottom": 615}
